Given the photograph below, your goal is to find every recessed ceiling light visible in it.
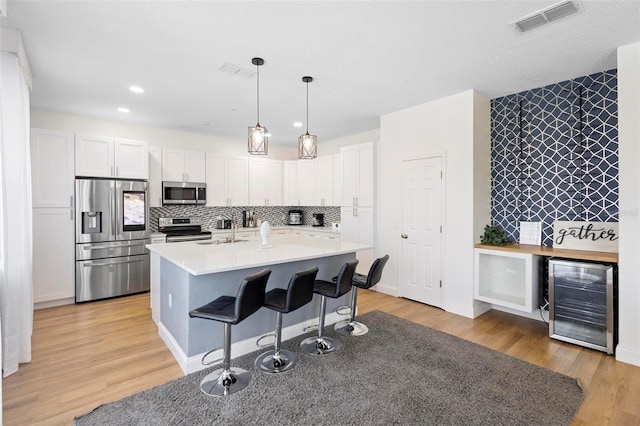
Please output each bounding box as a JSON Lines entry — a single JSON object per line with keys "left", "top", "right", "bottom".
{"left": 117, "top": 107, "right": 130, "bottom": 113}
{"left": 129, "top": 86, "right": 144, "bottom": 94}
{"left": 293, "top": 122, "right": 303, "bottom": 128}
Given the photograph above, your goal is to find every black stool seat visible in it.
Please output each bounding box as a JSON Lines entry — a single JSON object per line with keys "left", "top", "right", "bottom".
{"left": 300, "top": 260, "right": 358, "bottom": 355}
{"left": 190, "top": 296, "right": 238, "bottom": 323}
{"left": 189, "top": 268, "right": 271, "bottom": 397}
{"left": 256, "top": 267, "right": 318, "bottom": 374}
{"left": 313, "top": 279, "right": 350, "bottom": 298}
{"left": 335, "top": 255, "right": 389, "bottom": 337}
{"left": 351, "top": 273, "right": 368, "bottom": 287}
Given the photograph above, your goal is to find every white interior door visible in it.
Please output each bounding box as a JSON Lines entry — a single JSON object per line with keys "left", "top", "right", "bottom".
{"left": 400, "top": 156, "right": 443, "bottom": 307}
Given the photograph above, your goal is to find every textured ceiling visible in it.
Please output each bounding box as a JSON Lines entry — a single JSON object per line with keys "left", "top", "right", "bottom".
{"left": 2, "top": 1, "right": 639, "bottom": 145}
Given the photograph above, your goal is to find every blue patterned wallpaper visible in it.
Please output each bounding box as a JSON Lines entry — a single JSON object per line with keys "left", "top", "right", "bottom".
{"left": 491, "top": 70, "right": 618, "bottom": 246}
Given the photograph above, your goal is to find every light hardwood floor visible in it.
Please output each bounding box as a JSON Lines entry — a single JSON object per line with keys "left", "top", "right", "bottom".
{"left": 3, "top": 291, "right": 639, "bottom": 425}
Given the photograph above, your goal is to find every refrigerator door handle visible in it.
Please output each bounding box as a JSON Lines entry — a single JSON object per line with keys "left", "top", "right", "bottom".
{"left": 83, "top": 258, "right": 145, "bottom": 267}
{"left": 82, "top": 241, "right": 147, "bottom": 250}
{"left": 110, "top": 182, "right": 117, "bottom": 237}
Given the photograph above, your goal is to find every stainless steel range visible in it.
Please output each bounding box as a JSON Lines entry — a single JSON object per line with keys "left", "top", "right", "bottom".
{"left": 158, "top": 217, "right": 213, "bottom": 242}
{"left": 75, "top": 178, "right": 150, "bottom": 302}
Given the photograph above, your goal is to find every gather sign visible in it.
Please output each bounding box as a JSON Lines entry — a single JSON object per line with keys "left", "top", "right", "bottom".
{"left": 552, "top": 221, "right": 619, "bottom": 253}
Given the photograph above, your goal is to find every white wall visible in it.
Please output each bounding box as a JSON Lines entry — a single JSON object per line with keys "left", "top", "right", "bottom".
{"left": 30, "top": 110, "right": 297, "bottom": 160}
{"left": 377, "top": 90, "right": 491, "bottom": 318}
{"left": 617, "top": 41, "right": 640, "bottom": 367}
{"left": 319, "top": 129, "right": 380, "bottom": 155}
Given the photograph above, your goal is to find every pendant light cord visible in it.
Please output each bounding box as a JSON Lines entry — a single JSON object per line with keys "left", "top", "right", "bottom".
{"left": 256, "top": 64, "right": 260, "bottom": 124}
{"left": 305, "top": 80, "right": 309, "bottom": 133}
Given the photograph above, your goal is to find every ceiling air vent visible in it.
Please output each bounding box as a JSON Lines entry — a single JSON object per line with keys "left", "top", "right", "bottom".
{"left": 513, "top": 0, "right": 581, "bottom": 33}
{"left": 219, "top": 62, "right": 255, "bottom": 79}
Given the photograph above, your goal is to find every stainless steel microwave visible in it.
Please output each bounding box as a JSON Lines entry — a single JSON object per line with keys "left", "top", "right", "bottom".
{"left": 162, "top": 181, "right": 206, "bottom": 205}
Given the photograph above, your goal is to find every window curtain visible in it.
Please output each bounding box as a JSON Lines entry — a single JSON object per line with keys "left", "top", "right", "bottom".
{"left": 0, "top": 49, "right": 33, "bottom": 378}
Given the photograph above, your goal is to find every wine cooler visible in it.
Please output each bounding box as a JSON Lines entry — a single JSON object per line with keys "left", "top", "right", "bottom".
{"left": 548, "top": 259, "right": 615, "bottom": 354}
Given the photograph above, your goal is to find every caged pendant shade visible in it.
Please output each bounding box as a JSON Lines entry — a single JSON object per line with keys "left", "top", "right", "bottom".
{"left": 248, "top": 57, "right": 268, "bottom": 155}
{"left": 298, "top": 76, "right": 317, "bottom": 159}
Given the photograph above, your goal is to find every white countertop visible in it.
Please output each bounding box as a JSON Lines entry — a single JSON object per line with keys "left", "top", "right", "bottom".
{"left": 146, "top": 234, "right": 370, "bottom": 276}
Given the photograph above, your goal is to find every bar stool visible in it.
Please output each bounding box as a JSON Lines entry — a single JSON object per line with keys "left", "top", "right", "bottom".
{"left": 188, "top": 268, "right": 271, "bottom": 397}
{"left": 255, "top": 266, "right": 319, "bottom": 374}
{"left": 300, "top": 260, "right": 358, "bottom": 355}
{"left": 335, "top": 255, "right": 389, "bottom": 336}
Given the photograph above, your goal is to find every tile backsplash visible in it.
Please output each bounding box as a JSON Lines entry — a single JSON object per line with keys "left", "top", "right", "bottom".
{"left": 150, "top": 205, "right": 341, "bottom": 232}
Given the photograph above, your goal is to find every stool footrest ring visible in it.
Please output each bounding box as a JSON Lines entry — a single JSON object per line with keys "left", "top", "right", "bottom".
{"left": 256, "top": 332, "right": 276, "bottom": 348}
{"left": 336, "top": 305, "right": 351, "bottom": 316}
{"left": 303, "top": 324, "right": 318, "bottom": 333}
{"left": 201, "top": 346, "right": 224, "bottom": 366}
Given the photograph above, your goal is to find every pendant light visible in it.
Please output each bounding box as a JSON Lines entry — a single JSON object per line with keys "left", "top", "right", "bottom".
{"left": 248, "top": 57, "right": 268, "bottom": 155}
{"left": 298, "top": 76, "right": 317, "bottom": 159}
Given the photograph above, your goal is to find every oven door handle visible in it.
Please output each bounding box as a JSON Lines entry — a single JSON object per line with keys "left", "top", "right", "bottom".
{"left": 83, "top": 258, "right": 145, "bottom": 267}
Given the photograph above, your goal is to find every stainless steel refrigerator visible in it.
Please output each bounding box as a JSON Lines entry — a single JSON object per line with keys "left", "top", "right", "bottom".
{"left": 75, "top": 178, "right": 150, "bottom": 302}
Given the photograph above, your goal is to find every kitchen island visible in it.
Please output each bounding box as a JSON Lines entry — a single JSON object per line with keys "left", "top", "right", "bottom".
{"left": 146, "top": 234, "right": 372, "bottom": 374}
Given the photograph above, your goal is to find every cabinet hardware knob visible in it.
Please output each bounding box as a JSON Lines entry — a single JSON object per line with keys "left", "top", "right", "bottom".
{"left": 401, "top": 234, "right": 408, "bottom": 239}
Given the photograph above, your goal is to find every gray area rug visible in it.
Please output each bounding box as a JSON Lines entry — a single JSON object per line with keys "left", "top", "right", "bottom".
{"left": 75, "top": 311, "right": 583, "bottom": 425}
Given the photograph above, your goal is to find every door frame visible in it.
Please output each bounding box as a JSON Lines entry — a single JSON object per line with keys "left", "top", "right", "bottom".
{"left": 399, "top": 153, "right": 446, "bottom": 308}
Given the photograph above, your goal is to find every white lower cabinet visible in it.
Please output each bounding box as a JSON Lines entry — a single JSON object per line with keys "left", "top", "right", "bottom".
{"left": 33, "top": 208, "right": 75, "bottom": 306}
{"left": 474, "top": 248, "right": 540, "bottom": 313}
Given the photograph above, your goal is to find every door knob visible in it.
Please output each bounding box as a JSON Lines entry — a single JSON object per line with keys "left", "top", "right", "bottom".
{"left": 401, "top": 234, "right": 408, "bottom": 239}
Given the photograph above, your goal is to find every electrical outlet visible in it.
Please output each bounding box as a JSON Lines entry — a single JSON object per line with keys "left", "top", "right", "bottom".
{"left": 168, "top": 293, "right": 172, "bottom": 309}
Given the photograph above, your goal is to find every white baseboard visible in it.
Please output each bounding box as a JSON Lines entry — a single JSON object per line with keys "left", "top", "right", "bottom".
{"left": 443, "top": 301, "right": 476, "bottom": 319}
{"left": 159, "top": 311, "right": 346, "bottom": 375}
{"left": 34, "top": 297, "right": 75, "bottom": 310}
{"left": 374, "top": 283, "right": 398, "bottom": 297}
{"left": 615, "top": 344, "right": 640, "bottom": 367}
{"left": 158, "top": 322, "right": 189, "bottom": 375}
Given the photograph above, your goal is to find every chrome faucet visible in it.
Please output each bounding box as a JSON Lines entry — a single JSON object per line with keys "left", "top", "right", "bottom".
{"left": 226, "top": 215, "right": 238, "bottom": 243}
{"left": 230, "top": 220, "right": 237, "bottom": 243}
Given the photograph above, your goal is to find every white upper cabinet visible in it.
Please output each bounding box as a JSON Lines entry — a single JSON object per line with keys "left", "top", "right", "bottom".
{"left": 75, "top": 134, "right": 148, "bottom": 179}
{"left": 297, "top": 160, "right": 315, "bottom": 206}
{"left": 162, "top": 148, "right": 206, "bottom": 183}
{"left": 314, "top": 155, "right": 334, "bottom": 206}
{"left": 205, "top": 154, "right": 249, "bottom": 206}
{"left": 283, "top": 160, "right": 299, "bottom": 206}
{"left": 249, "top": 157, "right": 283, "bottom": 206}
{"left": 341, "top": 141, "right": 374, "bottom": 207}
{"left": 333, "top": 153, "right": 343, "bottom": 208}
{"left": 115, "top": 138, "right": 149, "bottom": 179}
{"left": 75, "top": 134, "right": 114, "bottom": 178}
{"left": 227, "top": 156, "right": 249, "bottom": 206}
{"left": 148, "top": 146, "right": 163, "bottom": 207}
{"left": 185, "top": 150, "right": 206, "bottom": 182}
{"left": 31, "top": 129, "right": 74, "bottom": 208}
{"left": 205, "top": 153, "right": 228, "bottom": 206}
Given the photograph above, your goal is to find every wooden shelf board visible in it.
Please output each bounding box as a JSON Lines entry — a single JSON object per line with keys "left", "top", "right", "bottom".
{"left": 474, "top": 243, "right": 618, "bottom": 263}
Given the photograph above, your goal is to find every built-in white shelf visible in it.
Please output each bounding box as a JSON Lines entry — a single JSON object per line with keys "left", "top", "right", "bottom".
{"left": 474, "top": 248, "right": 541, "bottom": 313}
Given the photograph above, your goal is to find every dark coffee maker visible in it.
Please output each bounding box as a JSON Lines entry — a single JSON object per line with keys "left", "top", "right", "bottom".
{"left": 312, "top": 213, "right": 324, "bottom": 227}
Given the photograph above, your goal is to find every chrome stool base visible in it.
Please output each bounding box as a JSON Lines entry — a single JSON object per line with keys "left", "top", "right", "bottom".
{"left": 255, "top": 349, "right": 299, "bottom": 374}
{"left": 334, "top": 319, "right": 369, "bottom": 336}
{"left": 200, "top": 367, "right": 251, "bottom": 397}
{"left": 300, "top": 336, "right": 340, "bottom": 355}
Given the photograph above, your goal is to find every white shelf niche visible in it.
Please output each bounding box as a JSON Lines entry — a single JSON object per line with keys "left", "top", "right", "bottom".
{"left": 474, "top": 248, "right": 540, "bottom": 313}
